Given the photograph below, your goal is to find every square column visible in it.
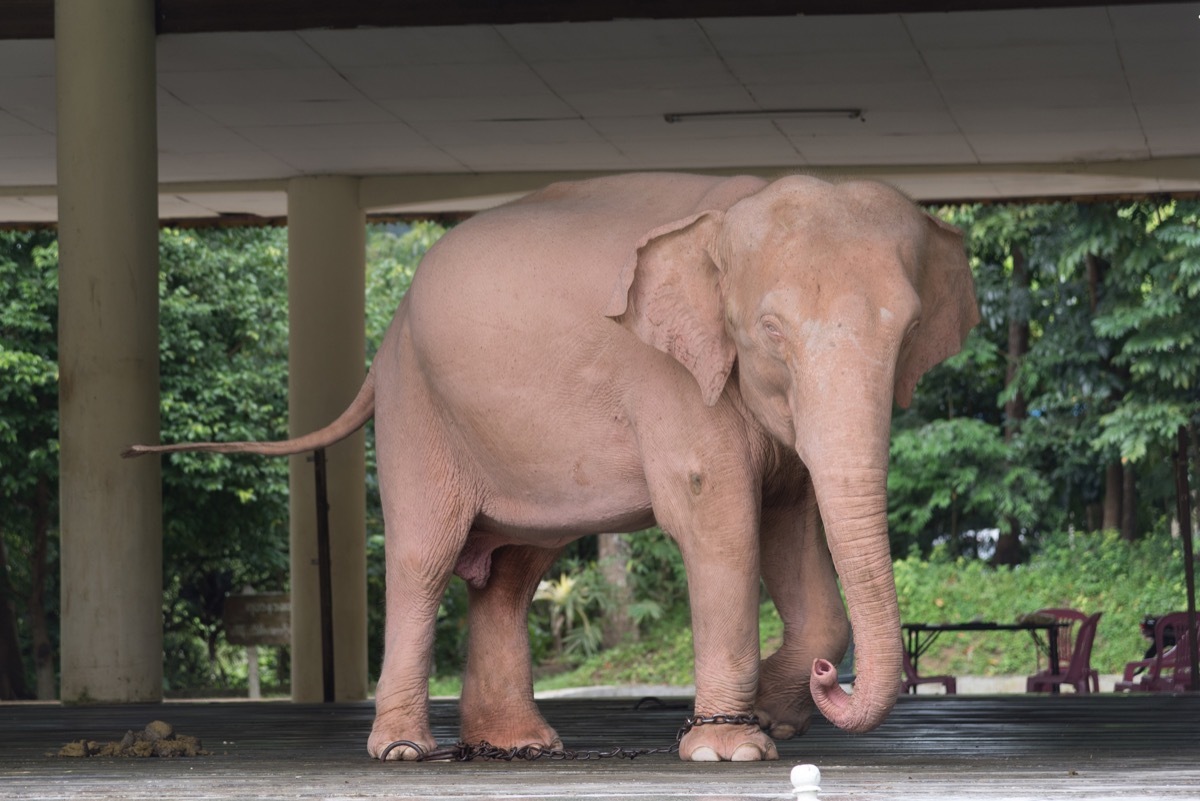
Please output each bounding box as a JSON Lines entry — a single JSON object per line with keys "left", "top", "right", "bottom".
{"left": 56, "top": 0, "right": 162, "bottom": 702}
{"left": 286, "top": 176, "right": 368, "bottom": 701}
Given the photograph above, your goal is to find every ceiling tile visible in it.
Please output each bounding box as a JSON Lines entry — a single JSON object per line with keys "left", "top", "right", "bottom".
{"left": 701, "top": 15, "right": 912, "bottom": 55}
{"left": 939, "top": 77, "right": 1131, "bottom": 110}
{"left": 194, "top": 100, "right": 397, "bottom": 127}
{"left": 0, "top": 157, "right": 54, "bottom": 184}
{"left": 445, "top": 140, "right": 629, "bottom": 172}
{"left": 953, "top": 106, "right": 1142, "bottom": 135}
{"left": 409, "top": 118, "right": 604, "bottom": 149}
{"left": 796, "top": 133, "right": 977, "bottom": 166}
{"left": 776, "top": 110, "right": 958, "bottom": 137}
{"left": 1109, "top": 2, "right": 1200, "bottom": 42}
{"left": 0, "top": 109, "right": 43, "bottom": 136}
{"left": 379, "top": 94, "right": 576, "bottom": 123}
{"left": 157, "top": 32, "right": 324, "bottom": 72}
{"left": 967, "top": 129, "right": 1150, "bottom": 162}
{"left": 0, "top": 134, "right": 53, "bottom": 159}
{"left": 0, "top": 40, "right": 54, "bottom": 77}
{"left": 302, "top": 25, "right": 519, "bottom": 67}
{"left": 533, "top": 56, "right": 735, "bottom": 94}
{"left": 749, "top": 80, "right": 947, "bottom": 113}
{"left": 562, "top": 85, "right": 758, "bottom": 118}
{"left": 158, "top": 151, "right": 299, "bottom": 183}
{"left": 616, "top": 134, "right": 803, "bottom": 169}
{"left": 903, "top": 7, "right": 1114, "bottom": 48}
{"left": 726, "top": 49, "right": 928, "bottom": 86}
{"left": 159, "top": 69, "right": 359, "bottom": 105}
{"left": 345, "top": 63, "right": 548, "bottom": 101}
{"left": 500, "top": 19, "right": 712, "bottom": 61}
{"left": 923, "top": 44, "right": 1125, "bottom": 82}
{"left": 235, "top": 122, "right": 431, "bottom": 152}
{"left": 0, "top": 76, "right": 55, "bottom": 108}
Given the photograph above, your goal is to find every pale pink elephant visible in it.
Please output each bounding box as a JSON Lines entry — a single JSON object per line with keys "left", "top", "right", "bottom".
{"left": 128, "top": 172, "right": 978, "bottom": 761}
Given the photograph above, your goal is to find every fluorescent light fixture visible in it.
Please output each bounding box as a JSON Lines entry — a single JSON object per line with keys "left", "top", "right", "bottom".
{"left": 664, "top": 108, "right": 863, "bottom": 124}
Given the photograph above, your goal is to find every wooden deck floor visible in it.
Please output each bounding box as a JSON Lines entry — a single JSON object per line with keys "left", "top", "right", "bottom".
{"left": 2, "top": 693, "right": 1198, "bottom": 800}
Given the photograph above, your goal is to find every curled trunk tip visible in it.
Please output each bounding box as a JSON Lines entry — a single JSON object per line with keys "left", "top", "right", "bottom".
{"left": 810, "top": 658, "right": 896, "bottom": 734}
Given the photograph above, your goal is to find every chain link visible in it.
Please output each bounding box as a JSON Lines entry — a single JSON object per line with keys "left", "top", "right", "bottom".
{"left": 380, "top": 713, "right": 762, "bottom": 762}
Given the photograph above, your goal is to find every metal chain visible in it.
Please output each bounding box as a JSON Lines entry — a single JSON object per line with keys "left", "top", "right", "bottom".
{"left": 380, "top": 713, "right": 762, "bottom": 762}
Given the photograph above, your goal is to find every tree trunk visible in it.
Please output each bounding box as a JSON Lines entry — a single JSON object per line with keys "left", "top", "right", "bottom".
{"left": 1103, "top": 462, "right": 1123, "bottom": 532}
{"left": 1121, "top": 463, "right": 1138, "bottom": 542}
{"left": 0, "top": 534, "right": 31, "bottom": 700}
{"left": 995, "top": 246, "right": 1029, "bottom": 567}
{"left": 597, "top": 533, "right": 634, "bottom": 648}
{"left": 29, "top": 476, "right": 55, "bottom": 699}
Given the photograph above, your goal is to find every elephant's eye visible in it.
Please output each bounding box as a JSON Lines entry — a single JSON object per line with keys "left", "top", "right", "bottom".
{"left": 761, "top": 317, "right": 784, "bottom": 341}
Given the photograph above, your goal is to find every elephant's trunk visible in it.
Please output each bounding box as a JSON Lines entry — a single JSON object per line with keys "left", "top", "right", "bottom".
{"left": 804, "top": 467, "right": 902, "bottom": 733}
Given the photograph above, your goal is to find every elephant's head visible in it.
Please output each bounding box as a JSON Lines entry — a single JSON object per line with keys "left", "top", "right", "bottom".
{"left": 604, "top": 175, "right": 978, "bottom": 734}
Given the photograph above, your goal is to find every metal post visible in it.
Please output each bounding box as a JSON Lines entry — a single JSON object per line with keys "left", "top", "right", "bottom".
{"left": 313, "top": 448, "right": 336, "bottom": 702}
{"left": 1176, "top": 426, "right": 1199, "bottom": 692}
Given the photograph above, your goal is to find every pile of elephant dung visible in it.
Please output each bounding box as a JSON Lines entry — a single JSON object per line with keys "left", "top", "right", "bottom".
{"left": 57, "top": 720, "right": 209, "bottom": 758}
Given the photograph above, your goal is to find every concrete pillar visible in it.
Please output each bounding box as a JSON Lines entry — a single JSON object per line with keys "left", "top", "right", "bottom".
{"left": 286, "top": 176, "right": 368, "bottom": 701}
{"left": 56, "top": 0, "right": 162, "bottom": 702}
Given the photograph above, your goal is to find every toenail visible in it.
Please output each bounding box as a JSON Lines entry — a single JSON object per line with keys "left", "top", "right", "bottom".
{"left": 731, "top": 743, "right": 762, "bottom": 761}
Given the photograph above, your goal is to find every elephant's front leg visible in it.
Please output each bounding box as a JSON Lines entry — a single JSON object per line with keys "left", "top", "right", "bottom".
{"left": 651, "top": 456, "right": 777, "bottom": 762}
{"left": 459, "top": 543, "right": 564, "bottom": 750}
{"left": 755, "top": 487, "right": 851, "bottom": 739}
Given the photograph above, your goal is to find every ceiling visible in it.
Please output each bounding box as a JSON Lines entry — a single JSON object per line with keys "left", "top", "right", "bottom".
{"left": 1, "top": 1, "right": 1198, "bottom": 223}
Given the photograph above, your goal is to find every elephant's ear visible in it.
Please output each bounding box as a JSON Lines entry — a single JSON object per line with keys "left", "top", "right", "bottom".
{"left": 604, "top": 211, "right": 734, "bottom": 407}
{"left": 894, "top": 213, "right": 980, "bottom": 408}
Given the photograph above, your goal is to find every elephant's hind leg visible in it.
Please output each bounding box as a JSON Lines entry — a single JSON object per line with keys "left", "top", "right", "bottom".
{"left": 367, "top": 420, "right": 479, "bottom": 760}
{"left": 459, "top": 543, "right": 565, "bottom": 750}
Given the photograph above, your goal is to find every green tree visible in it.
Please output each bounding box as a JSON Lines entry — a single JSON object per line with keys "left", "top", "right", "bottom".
{"left": 156, "top": 227, "right": 293, "bottom": 691}
{"left": 0, "top": 230, "right": 59, "bottom": 699}
{"left": 1090, "top": 202, "right": 1200, "bottom": 467}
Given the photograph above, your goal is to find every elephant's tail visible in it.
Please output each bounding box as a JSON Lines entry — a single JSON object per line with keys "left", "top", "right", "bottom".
{"left": 122, "top": 369, "right": 376, "bottom": 459}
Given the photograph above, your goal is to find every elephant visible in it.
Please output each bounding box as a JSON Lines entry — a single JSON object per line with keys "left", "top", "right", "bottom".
{"left": 127, "top": 171, "right": 978, "bottom": 761}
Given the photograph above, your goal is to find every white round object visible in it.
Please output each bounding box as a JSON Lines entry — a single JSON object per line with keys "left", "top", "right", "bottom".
{"left": 790, "top": 763, "right": 822, "bottom": 790}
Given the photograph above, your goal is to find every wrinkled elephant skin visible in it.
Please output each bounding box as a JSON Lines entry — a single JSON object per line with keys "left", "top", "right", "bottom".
{"left": 126, "top": 173, "right": 978, "bottom": 761}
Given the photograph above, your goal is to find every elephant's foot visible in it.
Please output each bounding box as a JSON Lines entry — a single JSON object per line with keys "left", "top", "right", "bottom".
{"left": 460, "top": 700, "right": 562, "bottom": 752}
{"left": 367, "top": 708, "right": 438, "bottom": 761}
{"left": 679, "top": 721, "right": 779, "bottom": 762}
{"left": 753, "top": 692, "right": 815, "bottom": 740}
{"left": 754, "top": 650, "right": 818, "bottom": 739}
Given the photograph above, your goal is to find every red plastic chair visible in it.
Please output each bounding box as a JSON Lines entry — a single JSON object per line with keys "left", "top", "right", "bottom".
{"left": 1027, "top": 607, "right": 1088, "bottom": 673}
{"left": 1115, "top": 612, "right": 1199, "bottom": 692}
{"left": 1026, "top": 611, "right": 1102, "bottom": 694}
{"left": 901, "top": 649, "right": 956, "bottom": 695}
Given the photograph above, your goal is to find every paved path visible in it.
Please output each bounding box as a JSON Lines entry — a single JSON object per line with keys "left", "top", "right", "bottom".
{"left": 2, "top": 694, "right": 1198, "bottom": 800}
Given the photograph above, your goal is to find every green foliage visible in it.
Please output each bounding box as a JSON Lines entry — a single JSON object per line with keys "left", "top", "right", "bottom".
{"left": 156, "top": 227, "right": 294, "bottom": 693}
{"left": 888, "top": 418, "right": 1051, "bottom": 556}
{"left": 534, "top": 567, "right": 605, "bottom": 659}
{"left": 0, "top": 231, "right": 60, "bottom": 696}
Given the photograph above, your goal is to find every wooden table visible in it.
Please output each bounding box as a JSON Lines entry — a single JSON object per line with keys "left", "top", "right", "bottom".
{"left": 903, "top": 620, "right": 1062, "bottom": 678}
